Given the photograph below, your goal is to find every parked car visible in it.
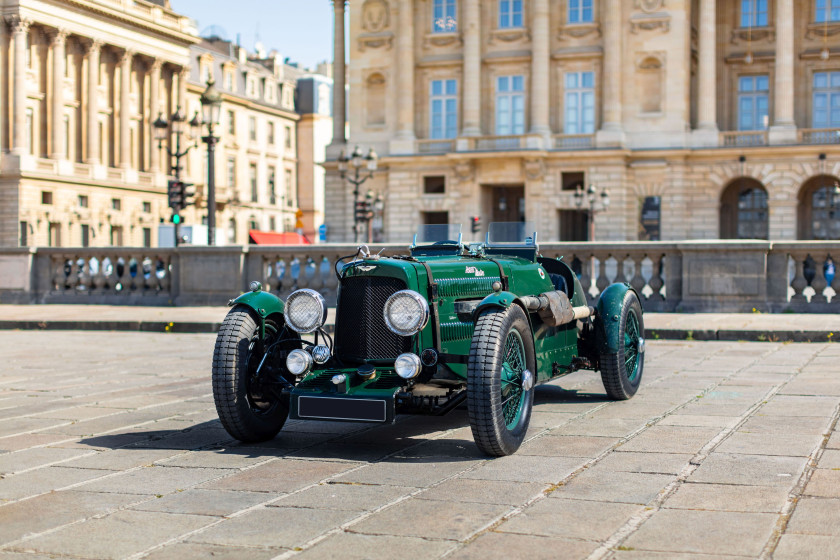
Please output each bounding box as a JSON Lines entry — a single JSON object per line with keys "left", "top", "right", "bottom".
{"left": 212, "top": 223, "right": 645, "bottom": 456}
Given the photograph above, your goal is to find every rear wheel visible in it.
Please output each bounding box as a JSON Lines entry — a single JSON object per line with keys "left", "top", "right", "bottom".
{"left": 212, "top": 306, "right": 290, "bottom": 442}
{"left": 599, "top": 291, "right": 644, "bottom": 400}
{"left": 467, "top": 305, "right": 535, "bottom": 456}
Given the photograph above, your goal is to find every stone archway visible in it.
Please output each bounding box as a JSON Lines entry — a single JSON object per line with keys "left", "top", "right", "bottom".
{"left": 798, "top": 174, "right": 840, "bottom": 240}
{"left": 720, "top": 177, "right": 769, "bottom": 239}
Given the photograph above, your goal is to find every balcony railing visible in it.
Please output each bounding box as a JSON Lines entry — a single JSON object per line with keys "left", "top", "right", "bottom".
{"left": 465, "top": 134, "right": 542, "bottom": 151}
{"left": 720, "top": 130, "right": 767, "bottom": 148}
{"left": 417, "top": 139, "right": 456, "bottom": 154}
{"left": 553, "top": 134, "right": 595, "bottom": 150}
{"left": 798, "top": 128, "right": 840, "bottom": 145}
{"left": 720, "top": 130, "right": 768, "bottom": 147}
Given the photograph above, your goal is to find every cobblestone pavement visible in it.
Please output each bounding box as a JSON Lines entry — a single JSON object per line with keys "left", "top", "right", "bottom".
{"left": 0, "top": 333, "right": 838, "bottom": 559}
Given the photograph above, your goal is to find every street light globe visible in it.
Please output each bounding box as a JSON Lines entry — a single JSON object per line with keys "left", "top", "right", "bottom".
{"left": 366, "top": 148, "right": 378, "bottom": 171}
{"left": 351, "top": 145, "right": 364, "bottom": 169}
{"left": 601, "top": 188, "right": 610, "bottom": 208}
{"left": 200, "top": 78, "right": 223, "bottom": 126}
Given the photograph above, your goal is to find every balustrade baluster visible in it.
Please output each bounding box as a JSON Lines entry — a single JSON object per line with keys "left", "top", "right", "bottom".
{"left": 91, "top": 255, "right": 105, "bottom": 293}
{"left": 629, "top": 253, "right": 646, "bottom": 297}
{"left": 614, "top": 254, "right": 629, "bottom": 284}
{"left": 810, "top": 254, "right": 828, "bottom": 305}
{"left": 647, "top": 254, "right": 665, "bottom": 302}
{"left": 595, "top": 254, "right": 610, "bottom": 297}
{"left": 309, "top": 254, "right": 325, "bottom": 295}
{"left": 78, "top": 255, "right": 91, "bottom": 293}
{"left": 790, "top": 253, "right": 808, "bottom": 303}
{"left": 574, "top": 254, "right": 592, "bottom": 304}
{"left": 323, "top": 254, "right": 339, "bottom": 307}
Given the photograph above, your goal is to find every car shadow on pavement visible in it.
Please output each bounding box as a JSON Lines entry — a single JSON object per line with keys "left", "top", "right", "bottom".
{"left": 74, "top": 386, "right": 610, "bottom": 463}
{"left": 533, "top": 384, "right": 612, "bottom": 405}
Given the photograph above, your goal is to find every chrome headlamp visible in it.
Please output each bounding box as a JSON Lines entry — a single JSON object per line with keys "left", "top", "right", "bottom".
{"left": 383, "top": 290, "right": 430, "bottom": 336}
{"left": 284, "top": 289, "right": 327, "bottom": 333}
{"left": 286, "top": 349, "right": 313, "bottom": 376}
{"left": 395, "top": 353, "right": 422, "bottom": 379}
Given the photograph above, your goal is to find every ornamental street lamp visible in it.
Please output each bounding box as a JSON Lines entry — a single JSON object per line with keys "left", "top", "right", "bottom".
{"left": 338, "top": 145, "right": 378, "bottom": 242}
{"left": 200, "top": 78, "right": 223, "bottom": 246}
{"left": 154, "top": 106, "right": 200, "bottom": 246}
{"left": 574, "top": 183, "right": 610, "bottom": 241}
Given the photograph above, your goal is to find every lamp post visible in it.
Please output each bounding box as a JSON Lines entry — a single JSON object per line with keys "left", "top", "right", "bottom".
{"left": 338, "top": 145, "right": 378, "bottom": 242}
{"left": 200, "top": 79, "right": 223, "bottom": 246}
{"left": 154, "top": 106, "right": 200, "bottom": 246}
{"left": 574, "top": 183, "right": 610, "bottom": 241}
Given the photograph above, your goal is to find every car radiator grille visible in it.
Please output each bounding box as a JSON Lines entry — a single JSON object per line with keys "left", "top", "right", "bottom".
{"left": 334, "top": 275, "right": 411, "bottom": 362}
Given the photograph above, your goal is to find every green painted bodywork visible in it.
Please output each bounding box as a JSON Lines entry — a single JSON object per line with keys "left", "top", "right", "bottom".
{"left": 230, "top": 290, "right": 285, "bottom": 338}
{"left": 593, "top": 282, "right": 636, "bottom": 355}
{"left": 291, "top": 247, "right": 592, "bottom": 403}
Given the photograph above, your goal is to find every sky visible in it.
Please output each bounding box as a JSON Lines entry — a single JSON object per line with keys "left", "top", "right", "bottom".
{"left": 170, "top": 1, "right": 335, "bottom": 70}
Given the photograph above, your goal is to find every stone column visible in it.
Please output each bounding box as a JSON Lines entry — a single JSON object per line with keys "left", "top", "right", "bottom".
{"left": 86, "top": 40, "right": 102, "bottom": 164}
{"left": 119, "top": 50, "right": 132, "bottom": 168}
{"left": 391, "top": 0, "right": 416, "bottom": 153}
{"left": 692, "top": 0, "right": 718, "bottom": 146}
{"left": 178, "top": 67, "right": 188, "bottom": 112}
{"left": 149, "top": 59, "right": 162, "bottom": 172}
{"left": 596, "top": 0, "right": 624, "bottom": 146}
{"left": 769, "top": 0, "right": 796, "bottom": 144}
{"left": 530, "top": 0, "right": 550, "bottom": 138}
{"left": 461, "top": 0, "right": 481, "bottom": 137}
{"left": 10, "top": 17, "right": 32, "bottom": 156}
{"left": 50, "top": 29, "right": 69, "bottom": 159}
{"left": 330, "top": 0, "right": 346, "bottom": 147}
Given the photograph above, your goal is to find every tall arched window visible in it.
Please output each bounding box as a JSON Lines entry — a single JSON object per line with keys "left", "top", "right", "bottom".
{"left": 798, "top": 175, "right": 840, "bottom": 239}
{"left": 720, "top": 178, "right": 769, "bottom": 239}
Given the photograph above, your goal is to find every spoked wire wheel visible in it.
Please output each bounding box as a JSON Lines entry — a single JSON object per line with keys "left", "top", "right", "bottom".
{"left": 500, "top": 330, "right": 527, "bottom": 429}
{"left": 468, "top": 305, "right": 535, "bottom": 457}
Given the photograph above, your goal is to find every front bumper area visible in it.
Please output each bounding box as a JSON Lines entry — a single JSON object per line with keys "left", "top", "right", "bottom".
{"left": 288, "top": 368, "right": 403, "bottom": 423}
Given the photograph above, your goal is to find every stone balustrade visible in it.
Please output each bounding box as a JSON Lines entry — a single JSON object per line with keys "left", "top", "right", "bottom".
{"left": 0, "top": 241, "right": 838, "bottom": 312}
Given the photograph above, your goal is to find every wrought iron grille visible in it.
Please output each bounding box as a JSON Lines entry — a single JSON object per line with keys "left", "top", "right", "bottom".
{"left": 334, "top": 275, "right": 411, "bottom": 362}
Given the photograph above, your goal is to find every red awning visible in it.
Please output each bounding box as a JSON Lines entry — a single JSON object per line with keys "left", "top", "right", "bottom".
{"left": 248, "top": 230, "right": 311, "bottom": 245}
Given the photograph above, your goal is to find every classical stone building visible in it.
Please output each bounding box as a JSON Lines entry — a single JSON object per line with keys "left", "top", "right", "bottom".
{"left": 324, "top": 0, "right": 840, "bottom": 243}
{"left": 0, "top": 0, "right": 198, "bottom": 247}
{"left": 182, "top": 37, "right": 303, "bottom": 244}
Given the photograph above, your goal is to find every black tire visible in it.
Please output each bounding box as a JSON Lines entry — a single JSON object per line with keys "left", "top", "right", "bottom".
{"left": 212, "top": 306, "right": 288, "bottom": 442}
{"left": 467, "top": 305, "right": 536, "bottom": 457}
{"left": 599, "top": 291, "right": 644, "bottom": 400}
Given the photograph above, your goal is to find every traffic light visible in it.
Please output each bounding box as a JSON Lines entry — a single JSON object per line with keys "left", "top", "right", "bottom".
{"left": 171, "top": 213, "right": 183, "bottom": 225}
{"left": 354, "top": 200, "right": 368, "bottom": 222}
{"left": 167, "top": 180, "right": 183, "bottom": 209}
{"left": 181, "top": 182, "right": 196, "bottom": 207}
{"left": 471, "top": 216, "right": 481, "bottom": 233}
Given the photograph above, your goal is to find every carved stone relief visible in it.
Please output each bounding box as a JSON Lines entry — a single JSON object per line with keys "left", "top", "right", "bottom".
{"left": 523, "top": 158, "right": 546, "bottom": 181}
{"left": 362, "top": 0, "right": 390, "bottom": 32}
{"left": 635, "top": 0, "right": 664, "bottom": 13}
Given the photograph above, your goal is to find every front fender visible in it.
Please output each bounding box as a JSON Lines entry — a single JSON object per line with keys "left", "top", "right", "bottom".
{"left": 230, "top": 290, "right": 285, "bottom": 339}
{"left": 473, "top": 291, "right": 517, "bottom": 318}
{"left": 594, "top": 282, "right": 638, "bottom": 355}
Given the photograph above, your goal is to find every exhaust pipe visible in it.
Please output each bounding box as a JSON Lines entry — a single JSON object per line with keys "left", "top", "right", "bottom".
{"left": 519, "top": 292, "right": 594, "bottom": 327}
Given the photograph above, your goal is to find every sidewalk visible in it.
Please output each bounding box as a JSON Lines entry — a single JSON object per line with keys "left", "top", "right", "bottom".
{"left": 0, "top": 304, "right": 838, "bottom": 342}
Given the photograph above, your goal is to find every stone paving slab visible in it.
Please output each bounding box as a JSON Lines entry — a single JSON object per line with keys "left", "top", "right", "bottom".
{"left": 0, "top": 333, "right": 838, "bottom": 559}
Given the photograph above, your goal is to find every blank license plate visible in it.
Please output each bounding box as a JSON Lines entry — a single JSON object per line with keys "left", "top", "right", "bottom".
{"left": 297, "top": 396, "right": 387, "bottom": 422}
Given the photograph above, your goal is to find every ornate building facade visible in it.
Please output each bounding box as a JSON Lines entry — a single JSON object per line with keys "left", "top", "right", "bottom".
{"left": 182, "top": 37, "right": 303, "bottom": 244}
{"left": 324, "top": 0, "right": 840, "bottom": 243}
{"left": 0, "top": 0, "right": 198, "bottom": 247}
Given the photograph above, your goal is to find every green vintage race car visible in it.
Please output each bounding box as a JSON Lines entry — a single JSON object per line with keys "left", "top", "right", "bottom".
{"left": 212, "top": 223, "right": 644, "bottom": 456}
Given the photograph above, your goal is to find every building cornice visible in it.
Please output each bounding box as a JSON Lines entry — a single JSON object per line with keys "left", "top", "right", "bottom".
{"left": 5, "top": 0, "right": 199, "bottom": 47}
